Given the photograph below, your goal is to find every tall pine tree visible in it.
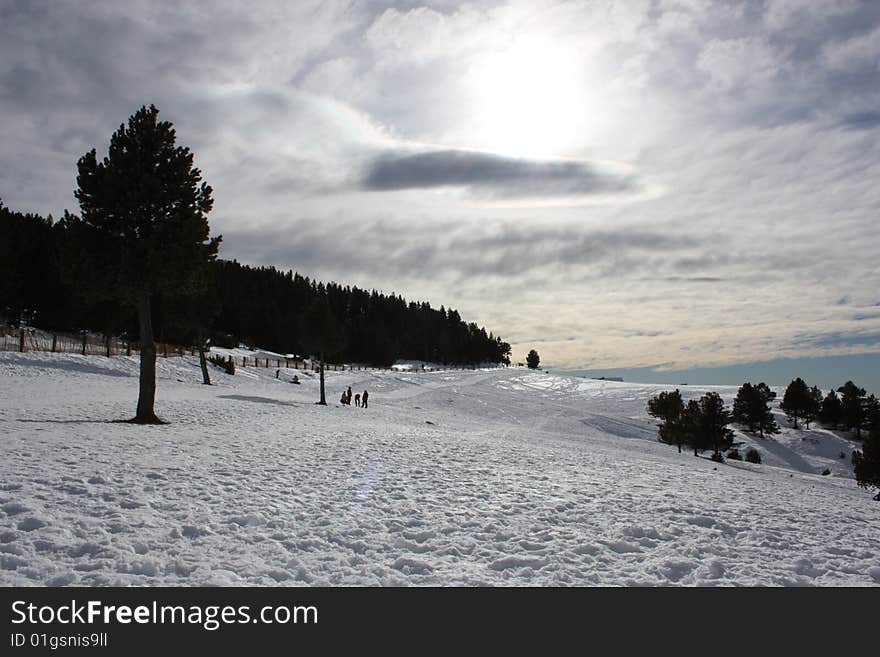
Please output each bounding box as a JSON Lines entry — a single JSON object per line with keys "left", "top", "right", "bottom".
{"left": 71, "top": 105, "right": 220, "bottom": 423}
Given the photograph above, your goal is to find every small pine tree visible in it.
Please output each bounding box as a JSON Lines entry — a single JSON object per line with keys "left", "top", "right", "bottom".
{"left": 733, "top": 382, "right": 779, "bottom": 438}
{"left": 682, "top": 392, "right": 734, "bottom": 458}
{"left": 732, "top": 382, "right": 756, "bottom": 430}
{"left": 780, "top": 377, "right": 809, "bottom": 429}
{"left": 300, "top": 296, "right": 346, "bottom": 405}
{"left": 754, "top": 382, "right": 779, "bottom": 437}
{"left": 819, "top": 389, "right": 842, "bottom": 427}
{"left": 838, "top": 381, "right": 867, "bottom": 439}
{"left": 803, "top": 385, "right": 822, "bottom": 429}
{"left": 526, "top": 349, "right": 540, "bottom": 369}
{"left": 681, "top": 399, "right": 704, "bottom": 456}
{"left": 852, "top": 422, "right": 880, "bottom": 496}
{"left": 647, "top": 389, "right": 685, "bottom": 453}
{"left": 862, "top": 394, "right": 880, "bottom": 437}
{"left": 700, "top": 391, "right": 735, "bottom": 458}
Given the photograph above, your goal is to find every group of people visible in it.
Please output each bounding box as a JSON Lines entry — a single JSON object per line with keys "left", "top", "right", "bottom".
{"left": 340, "top": 386, "right": 369, "bottom": 408}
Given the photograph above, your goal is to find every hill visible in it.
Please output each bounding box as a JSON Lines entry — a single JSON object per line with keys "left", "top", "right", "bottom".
{"left": 0, "top": 351, "right": 877, "bottom": 586}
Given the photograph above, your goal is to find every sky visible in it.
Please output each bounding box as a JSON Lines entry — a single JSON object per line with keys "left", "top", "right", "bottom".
{"left": 1, "top": 0, "right": 879, "bottom": 382}
{"left": 561, "top": 352, "right": 880, "bottom": 395}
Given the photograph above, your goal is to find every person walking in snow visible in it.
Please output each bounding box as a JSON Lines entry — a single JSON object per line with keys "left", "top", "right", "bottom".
{"left": 346, "top": 386, "right": 352, "bottom": 405}
{"left": 362, "top": 390, "right": 369, "bottom": 408}
{"left": 340, "top": 391, "right": 347, "bottom": 405}
{"left": 354, "top": 393, "right": 361, "bottom": 407}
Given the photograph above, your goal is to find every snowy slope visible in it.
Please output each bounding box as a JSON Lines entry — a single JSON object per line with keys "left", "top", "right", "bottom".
{"left": 1, "top": 352, "right": 878, "bottom": 586}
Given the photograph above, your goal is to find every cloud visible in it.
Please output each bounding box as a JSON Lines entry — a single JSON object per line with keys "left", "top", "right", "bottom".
{"left": 839, "top": 110, "right": 880, "bottom": 130}
{"left": 822, "top": 24, "right": 880, "bottom": 71}
{"left": 2, "top": 0, "right": 880, "bottom": 372}
{"left": 220, "top": 219, "right": 700, "bottom": 283}
{"left": 360, "top": 148, "right": 638, "bottom": 199}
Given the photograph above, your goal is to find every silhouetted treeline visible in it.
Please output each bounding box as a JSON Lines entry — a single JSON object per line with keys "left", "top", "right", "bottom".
{"left": 212, "top": 260, "right": 511, "bottom": 365}
{"left": 0, "top": 201, "right": 511, "bottom": 366}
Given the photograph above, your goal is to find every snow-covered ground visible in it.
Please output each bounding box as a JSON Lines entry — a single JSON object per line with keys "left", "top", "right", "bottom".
{"left": 1, "top": 352, "right": 877, "bottom": 586}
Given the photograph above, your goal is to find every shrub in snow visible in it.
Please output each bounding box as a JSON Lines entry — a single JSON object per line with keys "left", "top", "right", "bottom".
{"left": 745, "top": 448, "right": 761, "bottom": 464}
{"left": 726, "top": 448, "right": 742, "bottom": 461}
{"left": 710, "top": 452, "right": 724, "bottom": 463}
{"left": 822, "top": 468, "right": 831, "bottom": 476}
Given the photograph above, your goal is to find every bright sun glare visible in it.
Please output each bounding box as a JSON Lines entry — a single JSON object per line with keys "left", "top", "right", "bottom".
{"left": 469, "top": 36, "right": 584, "bottom": 158}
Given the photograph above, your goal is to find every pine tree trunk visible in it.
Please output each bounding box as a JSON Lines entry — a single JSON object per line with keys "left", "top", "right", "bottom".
{"left": 318, "top": 351, "right": 327, "bottom": 405}
{"left": 198, "top": 343, "right": 211, "bottom": 386}
{"left": 134, "top": 294, "right": 160, "bottom": 423}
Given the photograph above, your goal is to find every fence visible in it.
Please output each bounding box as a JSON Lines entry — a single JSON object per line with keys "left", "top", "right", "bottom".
{"left": 213, "top": 357, "right": 407, "bottom": 373}
{"left": 2, "top": 327, "right": 492, "bottom": 373}
{"left": 0, "top": 327, "right": 192, "bottom": 358}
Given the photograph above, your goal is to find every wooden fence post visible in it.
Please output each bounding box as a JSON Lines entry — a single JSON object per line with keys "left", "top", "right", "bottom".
{"left": 19, "top": 328, "right": 26, "bottom": 353}
{"left": 51, "top": 334, "right": 57, "bottom": 353}
{"left": 81, "top": 333, "right": 87, "bottom": 355}
{"left": 105, "top": 335, "right": 112, "bottom": 357}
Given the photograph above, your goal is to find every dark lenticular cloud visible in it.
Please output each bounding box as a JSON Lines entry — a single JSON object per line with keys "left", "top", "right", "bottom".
{"left": 361, "top": 149, "right": 638, "bottom": 198}
{"left": 839, "top": 111, "right": 880, "bottom": 131}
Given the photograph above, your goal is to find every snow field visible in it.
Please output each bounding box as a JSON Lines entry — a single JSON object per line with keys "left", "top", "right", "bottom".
{"left": 0, "top": 352, "right": 878, "bottom": 586}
